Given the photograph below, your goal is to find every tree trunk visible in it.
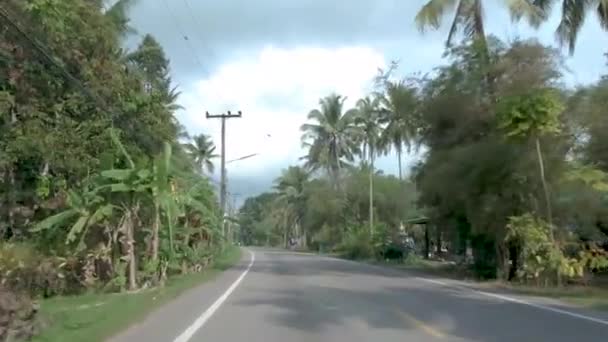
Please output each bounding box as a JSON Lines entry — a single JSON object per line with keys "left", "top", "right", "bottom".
{"left": 167, "top": 213, "right": 175, "bottom": 258}
{"left": 535, "top": 137, "right": 553, "bottom": 228}
{"left": 369, "top": 150, "right": 375, "bottom": 235}
{"left": 424, "top": 225, "right": 430, "bottom": 259}
{"left": 471, "top": 0, "right": 496, "bottom": 104}
{"left": 397, "top": 147, "right": 403, "bottom": 181}
{"left": 535, "top": 137, "right": 560, "bottom": 286}
{"left": 184, "top": 217, "right": 191, "bottom": 247}
{"left": 151, "top": 201, "right": 160, "bottom": 261}
{"left": 436, "top": 228, "right": 442, "bottom": 256}
{"left": 125, "top": 209, "right": 137, "bottom": 291}
{"left": 5, "top": 167, "right": 16, "bottom": 240}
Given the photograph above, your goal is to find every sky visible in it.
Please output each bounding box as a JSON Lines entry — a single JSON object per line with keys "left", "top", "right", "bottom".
{"left": 125, "top": 0, "right": 608, "bottom": 204}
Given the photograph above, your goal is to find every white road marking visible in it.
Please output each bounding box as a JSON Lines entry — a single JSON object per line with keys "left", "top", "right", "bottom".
{"left": 173, "top": 250, "right": 255, "bottom": 342}
{"left": 415, "top": 277, "right": 608, "bottom": 326}
{"left": 262, "top": 251, "right": 316, "bottom": 256}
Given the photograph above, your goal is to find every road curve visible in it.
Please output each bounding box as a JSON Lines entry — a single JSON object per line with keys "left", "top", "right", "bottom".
{"left": 110, "top": 248, "right": 608, "bottom": 342}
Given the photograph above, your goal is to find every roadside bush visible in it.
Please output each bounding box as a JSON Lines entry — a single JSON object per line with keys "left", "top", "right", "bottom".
{"left": 372, "top": 223, "right": 413, "bottom": 262}
{"left": 0, "top": 243, "right": 82, "bottom": 297}
{"left": 0, "top": 285, "right": 43, "bottom": 342}
{"left": 336, "top": 228, "right": 374, "bottom": 260}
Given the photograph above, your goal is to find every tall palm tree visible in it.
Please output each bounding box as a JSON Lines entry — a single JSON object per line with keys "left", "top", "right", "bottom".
{"left": 533, "top": 0, "right": 608, "bottom": 54}
{"left": 105, "top": 0, "right": 139, "bottom": 37}
{"left": 184, "top": 134, "right": 218, "bottom": 175}
{"left": 415, "top": 0, "right": 548, "bottom": 46}
{"left": 378, "top": 81, "right": 419, "bottom": 181}
{"left": 415, "top": 0, "right": 548, "bottom": 99}
{"left": 356, "top": 96, "right": 383, "bottom": 234}
{"left": 300, "top": 94, "right": 362, "bottom": 188}
{"left": 274, "top": 166, "right": 310, "bottom": 247}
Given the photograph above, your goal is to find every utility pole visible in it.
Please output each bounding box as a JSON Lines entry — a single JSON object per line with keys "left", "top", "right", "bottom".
{"left": 206, "top": 110, "right": 242, "bottom": 240}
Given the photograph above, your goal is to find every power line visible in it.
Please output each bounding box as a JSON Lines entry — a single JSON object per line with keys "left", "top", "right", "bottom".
{"left": 161, "top": 0, "right": 207, "bottom": 73}
{"left": 0, "top": 5, "right": 117, "bottom": 123}
{"left": 181, "top": 0, "right": 219, "bottom": 62}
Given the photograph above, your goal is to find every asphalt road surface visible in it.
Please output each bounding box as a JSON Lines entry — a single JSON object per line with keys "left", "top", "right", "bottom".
{"left": 111, "top": 248, "right": 608, "bottom": 342}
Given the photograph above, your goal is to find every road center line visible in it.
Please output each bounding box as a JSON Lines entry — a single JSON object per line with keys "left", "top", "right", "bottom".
{"left": 396, "top": 310, "right": 445, "bottom": 338}
{"left": 415, "top": 277, "right": 608, "bottom": 327}
{"left": 173, "top": 249, "right": 255, "bottom": 342}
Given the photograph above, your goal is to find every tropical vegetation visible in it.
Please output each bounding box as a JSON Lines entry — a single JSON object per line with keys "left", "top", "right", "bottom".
{"left": 3, "top": 0, "right": 608, "bottom": 340}
{"left": 239, "top": 0, "right": 608, "bottom": 288}
{"left": 0, "top": 1, "right": 227, "bottom": 340}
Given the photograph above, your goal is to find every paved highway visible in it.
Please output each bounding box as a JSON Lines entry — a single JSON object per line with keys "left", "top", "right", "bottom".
{"left": 110, "top": 248, "right": 608, "bottom": 342}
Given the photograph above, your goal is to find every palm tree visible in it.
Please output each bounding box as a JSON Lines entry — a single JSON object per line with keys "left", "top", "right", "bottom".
{"left": 105, "top": 0, "right": 139, "bottom": 37}
{"left": 378, "top": 81, "right": 419, "bottom": 181}
{"left": 356, "top": 96, "right": 383, "bottom": 234}
{"left": 415, "top": 0, "right": 548, "bottom": 46}
{"left": 184, "top": 134, "right": 218, "bottom": 175}
{"left": 535, "top": 0, "right": 608, "bottom": 54}
{"left": 301, "top": 94, "right": 362, "bottom": 188}
{"left": 274, "top": 166, "right": 310, "bottom": 247}
{"left": 415, "top": 0, "right": 548, "bottom": 99}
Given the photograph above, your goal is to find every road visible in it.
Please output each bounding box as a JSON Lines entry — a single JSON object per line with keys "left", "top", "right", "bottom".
{"left": 111, "top": 248, "right": 608, "bottom": 342}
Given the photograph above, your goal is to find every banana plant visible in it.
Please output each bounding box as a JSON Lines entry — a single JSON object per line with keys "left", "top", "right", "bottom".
{"left": 150, "top": 142, "right": 176, "bottom": 260}
{"left": 98, "top": 129, "right": 150, "bottom": 290}
{"left": 175, "top": 180, "right": 222, "bottom": 247}
{"left": 31, "top": 186, "right": 114, "bottom": 252}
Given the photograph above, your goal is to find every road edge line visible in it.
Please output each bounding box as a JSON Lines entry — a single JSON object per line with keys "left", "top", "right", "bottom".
{"left": 415, "top": 277, "right": 608, "bottom": 327}
{"left": 173, "top": 249, "right": 255, "bottom": 342}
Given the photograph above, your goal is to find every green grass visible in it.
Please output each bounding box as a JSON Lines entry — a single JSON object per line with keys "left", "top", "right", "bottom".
{"left": 482, "top": 282, "right": 608, "bottom": 312}
{"left": 377, "top": 254, "right": 478, "bottom": 280}
{"left": 31, "top": 246, "right": 242, "bottom": 342}
{"left": 385, "top": 255, "right": 608, "bottom": 312}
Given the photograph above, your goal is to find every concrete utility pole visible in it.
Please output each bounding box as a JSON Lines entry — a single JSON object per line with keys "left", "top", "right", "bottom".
{"left": 206, "top": 110, "right": 242, "bottom": 238}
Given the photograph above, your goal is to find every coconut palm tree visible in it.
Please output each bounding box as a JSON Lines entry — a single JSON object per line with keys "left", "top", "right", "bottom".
{"left": 378, "top": 81, "right": 420, "bottom": 181}
{"left": 274, "top": 166, "right": 310, "bottom": 247}
{"left": 415, "top": 0, "right": 548, "bottom": 46}
{"left": 184, "top": 134, "right": 218, "bottom": 175}
{"left": 105, "top": 0, "right": 139, "bottom": 37}
{"left": 535, "top": 0, "right": 608, "bottom": 54}
{"left": 356, "top": 96, "right": 383, "bottom": 234}
{"left": 415, "top": 0, "right": 548, "bottom": 99}
{"left": 300, "top": 94, "right": 362, "bottom": 188}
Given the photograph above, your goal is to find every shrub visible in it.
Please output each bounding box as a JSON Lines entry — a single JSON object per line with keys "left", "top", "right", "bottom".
{"left": 0, "top": 285, "right": 43, "bottom": 342}
{"left": 0, "top": 243, "right": 82, "bottom": 297}
{"left": 336, "top": 229, "right": 374, "bottom": 260}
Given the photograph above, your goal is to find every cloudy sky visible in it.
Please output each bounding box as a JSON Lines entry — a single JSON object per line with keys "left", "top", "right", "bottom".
{"left": 125, "top": 0, "right": 608, "bottom": 203}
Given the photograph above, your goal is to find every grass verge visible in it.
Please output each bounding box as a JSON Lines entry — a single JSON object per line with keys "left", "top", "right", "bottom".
{"left": 31, "top": 246, "right": 242, "bottom": 342}
{"left": 380, "top": 254, "right": 608, "bottom": 312}
{"left": 479, "top": 282, "right": 608, "bottom": 312}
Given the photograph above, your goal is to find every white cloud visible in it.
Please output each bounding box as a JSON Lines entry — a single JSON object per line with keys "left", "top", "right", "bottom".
{"left": 177, "top": 45, "right": 386, "bottom": 177}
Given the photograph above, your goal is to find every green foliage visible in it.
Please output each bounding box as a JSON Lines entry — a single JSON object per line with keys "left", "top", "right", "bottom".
{"left": 564, "top": 164, "right": 608, "bottom": 192}
{"left": 300, "top": 94, "right": 362, "bottom": 185}
{"left": 336, "top": 228, "right": 374, "bottom": 260}
{"left": 498, "top": 88, "right": 564, "bottom": 139}
{"left": 0, "top": 0, "right": 223, "bottom": 304}
{"left": 415, "top": 0, "right": 549, "bottom": 45}
{"left": 505, "top": 212, "right": 608, "bottom": 283}
{"left": 505, "top": 214, "right": 567, "bottom": 283}
{"left": 184, "top": 134, "right": 218, "bottom": 175}
{"left": 0, "top": 243, "right": 81, "bottom": 297}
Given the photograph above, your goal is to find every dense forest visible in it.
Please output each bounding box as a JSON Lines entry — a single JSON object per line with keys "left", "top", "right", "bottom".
{"left": 1, "top": 1, "right": 226, "bottom": 337}
{"left": 239, "top": 1, "right": 608, "bottom": 284}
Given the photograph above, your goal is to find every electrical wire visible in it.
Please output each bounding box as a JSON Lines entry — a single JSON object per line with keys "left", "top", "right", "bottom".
{"left": 161, "top": 0, "right": 208, "bottom": 74}
{"left": 0, "top": 5, "right": 117, "bottom": 124}
{"left": 181, "top": 0, "right": 219, "bottom": 62}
